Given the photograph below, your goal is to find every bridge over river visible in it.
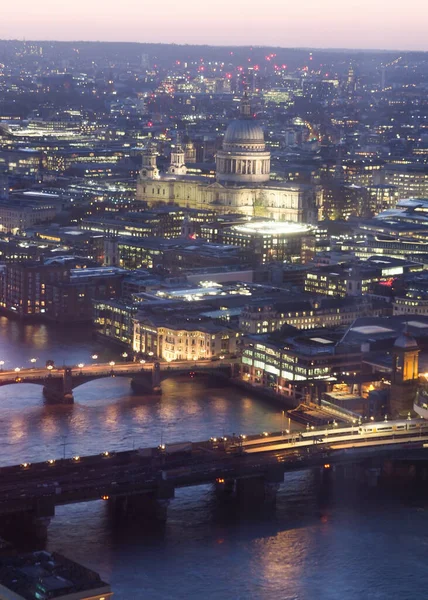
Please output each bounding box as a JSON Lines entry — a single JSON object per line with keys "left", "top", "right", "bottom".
{"left": 0, "top": 359, "right": 239, "bottom": 402}
{"left": 1, "top": 421, "right": 428, "bottom": 540}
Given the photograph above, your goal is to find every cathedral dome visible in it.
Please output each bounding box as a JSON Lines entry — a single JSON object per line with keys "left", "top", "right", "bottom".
{"left": 216, "top": 94, "right": 271, "bottom": 185}
{"left": 224, "top": 119, "right": 265, "bottom": 146}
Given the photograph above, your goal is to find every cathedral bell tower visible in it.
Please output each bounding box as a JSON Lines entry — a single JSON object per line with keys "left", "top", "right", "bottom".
{"left": 139, "top": 145, "right": 159, "bottom": 180}
{"left": 390, "top": 330, "right": 419, "bottom": 417}
{"left": 168, "top": 139, "right": 187, "bottom": 175}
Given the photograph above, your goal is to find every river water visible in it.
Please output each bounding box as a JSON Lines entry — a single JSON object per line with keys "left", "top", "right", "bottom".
{"left": 0, "top": 317, "right": 427, "bottom": 600}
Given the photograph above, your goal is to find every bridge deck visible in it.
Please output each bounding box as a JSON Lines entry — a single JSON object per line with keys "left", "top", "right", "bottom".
{"left": 0, "top": 426, "right": 427, "bottom": 516}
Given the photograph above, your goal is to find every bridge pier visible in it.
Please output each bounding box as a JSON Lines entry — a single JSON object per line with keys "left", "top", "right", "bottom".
{"left": 130, "top": 363, "right": 161, "bottom": 394}
{"left": 43, "top": 369, "right": 74, "bottom": 404}
{"left": 108, "top": 482, "right": 175, "bottom": 524}
{"left": 216, "top": 467, "right": 283, "bottom": 507}
{"left": 0, "top": 514, "right": 52, "bottom": 544}
{"left": 236, "top": 477, "right": 280, "bottom": 507}
{"left": 317, "top": 462, "right": 382, "bottom": 489}
{"left": 152, "top": 362, "right": 161, "bottom": 392}
{"left": 0, "top": 497, "right": 55, "bottom": 543}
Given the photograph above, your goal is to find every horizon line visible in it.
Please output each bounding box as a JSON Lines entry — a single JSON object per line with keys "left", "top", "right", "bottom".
{"left": 0, "top": 38, "right": 427, "bottom": 54}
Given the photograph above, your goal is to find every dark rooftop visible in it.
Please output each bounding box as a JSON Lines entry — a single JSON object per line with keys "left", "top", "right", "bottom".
{"left": 0, "top": 551, "right": 111, "bottom": 600}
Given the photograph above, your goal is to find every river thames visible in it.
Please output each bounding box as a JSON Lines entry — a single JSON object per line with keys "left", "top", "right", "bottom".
{"left": 0, "top": 316, "right": 427, "bottom": 600}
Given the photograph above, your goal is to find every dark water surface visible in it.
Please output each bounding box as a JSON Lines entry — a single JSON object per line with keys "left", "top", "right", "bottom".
{"left": 0, "top": 318, "right": 427, "bottom": 599}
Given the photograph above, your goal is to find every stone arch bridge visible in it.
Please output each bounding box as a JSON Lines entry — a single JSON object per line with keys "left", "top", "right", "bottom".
{"left": 0, "top": 360, "right": 238, "bottom": 403}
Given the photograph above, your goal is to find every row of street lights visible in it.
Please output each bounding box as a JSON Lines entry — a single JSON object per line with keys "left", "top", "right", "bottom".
{"left": 1, "top": 352, "right": 148, "bottom": 373}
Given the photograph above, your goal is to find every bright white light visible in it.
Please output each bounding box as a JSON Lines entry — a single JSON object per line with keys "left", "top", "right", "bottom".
{"left": 232, "top": 221, "right": 312, "bottom": 235}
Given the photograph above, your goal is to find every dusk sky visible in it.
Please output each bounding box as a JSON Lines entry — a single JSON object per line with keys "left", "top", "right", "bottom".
{"left": 2, "top": 0, "right": 427, "bottom": 50}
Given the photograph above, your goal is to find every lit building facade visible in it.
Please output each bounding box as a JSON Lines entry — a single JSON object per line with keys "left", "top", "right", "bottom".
{"left": 219, "top": 221, "right": 315, "bottom": 264}
{"left": 239, "top": 297, "right": 388, "bottom": 334}
{"left": 93, "top": 299, "right": 138, "bottom": 345}
{"left": 241, "top": 336, "right": 361, "bottom": 398}
{"left": 0, "top": 201, "right": 57, "bottom": 234}
{"left": 133, "top": 315, "right": 238, "bottom": 361}
{"left": 383, "top": 164, "right": 428, "bottom": 199}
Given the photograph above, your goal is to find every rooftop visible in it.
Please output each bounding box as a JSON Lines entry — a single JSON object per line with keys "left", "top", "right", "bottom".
{"left": 0, "top": 551, "right": 111, "bottom": 600}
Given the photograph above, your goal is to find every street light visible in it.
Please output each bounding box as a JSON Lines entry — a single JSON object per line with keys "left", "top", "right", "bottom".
{"left": 91, "top": 354, "right": 98, "bottom": 360}
{"left": 47, "top": 365, "right": 53, "bottom": 371}
{"left": 139, "top": 359, "right": 146, "bottom": 364}
{"left": 30, "top": 358, "right": 37, "bottom": 365}
{"left": 122, "top": 352, "right": 128, "bottom": 359}
{"left": 78, "top": 363, "right": 84, "bottom": 369}
{"left": 109, "top": 361, "right": 115, "bottom": 367}
{"left": 0, "top": 361, "right": 4, "bottom": 370}
{"left": 14, "top": 367, "right": 20, "bottom": 373}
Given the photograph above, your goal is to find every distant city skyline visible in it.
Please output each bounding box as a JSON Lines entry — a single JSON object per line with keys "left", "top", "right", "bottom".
{"left": 2, "top": 0, "right": 428, "bottom": 51}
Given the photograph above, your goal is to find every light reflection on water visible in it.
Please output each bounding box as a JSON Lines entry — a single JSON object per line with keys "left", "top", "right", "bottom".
{"left": 0, "top": 321, "right": 426, "bottom": 598}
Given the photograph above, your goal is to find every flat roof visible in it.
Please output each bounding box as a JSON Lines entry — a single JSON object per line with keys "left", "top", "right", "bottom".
{"left": 0, "top": 551, "right": 111, "bottom": 600}
{"left": 310, "top": 337, "right": 335, "bottom": 344}
{"left": 351, "top": 325, "right": 395, "bottom": 335}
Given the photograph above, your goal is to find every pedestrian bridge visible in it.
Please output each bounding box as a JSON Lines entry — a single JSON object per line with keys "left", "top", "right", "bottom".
{"left": 0, "top": 360, "right": 238, "bottom": 402}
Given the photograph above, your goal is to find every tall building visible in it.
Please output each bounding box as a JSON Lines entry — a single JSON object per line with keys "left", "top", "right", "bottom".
{"left": 137, "top": 96, "right": 316, "bottom": 223}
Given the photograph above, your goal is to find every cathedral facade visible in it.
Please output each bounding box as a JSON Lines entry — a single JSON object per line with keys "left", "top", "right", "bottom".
{"left": 136, "top": 99, "right": 316, "bottom": 223}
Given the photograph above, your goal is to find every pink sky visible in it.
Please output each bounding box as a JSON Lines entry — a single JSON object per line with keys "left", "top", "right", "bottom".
{"left": 1, "top": 0, "right": 427, "bottom": 50}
